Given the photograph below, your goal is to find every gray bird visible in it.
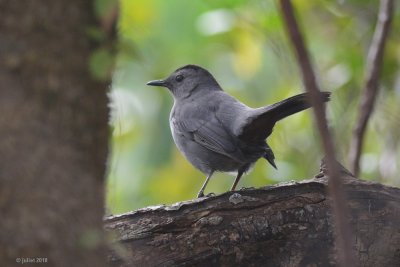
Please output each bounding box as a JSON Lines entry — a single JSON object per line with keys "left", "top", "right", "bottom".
{"left": 147, "top": 65, "right": 330, "bottom": 197}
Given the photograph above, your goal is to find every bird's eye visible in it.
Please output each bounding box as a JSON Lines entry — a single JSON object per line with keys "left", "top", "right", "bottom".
{"left": 175, "top": 75, "right": 184, "bottom": 82}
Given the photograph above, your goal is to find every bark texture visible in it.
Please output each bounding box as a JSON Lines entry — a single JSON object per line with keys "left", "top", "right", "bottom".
{"left": 0, "top": 1, "right": 109, "bottom": 266}
{"left": 105, "top": 176, "right": 400, "bottom": 267}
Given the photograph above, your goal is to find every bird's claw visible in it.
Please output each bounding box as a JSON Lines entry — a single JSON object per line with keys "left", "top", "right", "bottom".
{"left": 197, "top": 192, "right": 215, "bottom": 198}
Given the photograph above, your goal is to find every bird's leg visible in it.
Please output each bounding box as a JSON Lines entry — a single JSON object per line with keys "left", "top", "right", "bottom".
{"left": 197, "top": 171, "right": 214, "bottom": 198}
{"left": 230, "top": 170, "right": 244, "bottom": 191}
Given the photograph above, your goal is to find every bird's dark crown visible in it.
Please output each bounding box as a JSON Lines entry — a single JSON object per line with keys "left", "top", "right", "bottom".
{"left": 175, "top": 64, "right": 205, "bottom": 73}
{"left": 173, "top": 65, "right": 215, "bottom": 81}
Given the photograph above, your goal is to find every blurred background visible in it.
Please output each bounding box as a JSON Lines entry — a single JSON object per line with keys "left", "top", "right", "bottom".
{"left": 105, "top": 0, "right": 400, "bottom": 214}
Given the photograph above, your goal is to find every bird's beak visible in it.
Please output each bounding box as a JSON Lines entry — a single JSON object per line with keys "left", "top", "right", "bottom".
{"left": 146, "top": 79, "right": 167, "bottom": 87}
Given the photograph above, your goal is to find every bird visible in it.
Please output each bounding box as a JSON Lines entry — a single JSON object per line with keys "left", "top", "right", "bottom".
{"left": 147, "top": 64, "right": 330, "bottom": 197}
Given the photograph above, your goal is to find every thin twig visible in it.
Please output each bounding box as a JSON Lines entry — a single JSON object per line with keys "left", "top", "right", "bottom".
{"left": 278, "top": 1, "right": 357, "bottom": 266}
{"left": 349, "top": 0, "right": 394, "bottom": 177}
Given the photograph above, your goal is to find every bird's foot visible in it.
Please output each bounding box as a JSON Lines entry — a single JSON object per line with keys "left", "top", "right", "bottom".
{"left": 197, "top": 191, "right": 215, "bottom": 198}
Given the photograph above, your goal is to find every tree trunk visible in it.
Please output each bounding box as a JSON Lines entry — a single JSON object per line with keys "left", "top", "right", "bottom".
{"left": 0, "top": 1, "right": 109, "bottom": 267}
{"left": 105, "top": 176, "right": 400, "bottom": 266}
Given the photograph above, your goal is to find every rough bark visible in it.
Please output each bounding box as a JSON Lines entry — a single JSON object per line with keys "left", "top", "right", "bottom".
{"left": 0, "top": 1, "right": 109, "bottom": 267}
{"left": 105, "top": 176, "right": 400, "bottom": 267}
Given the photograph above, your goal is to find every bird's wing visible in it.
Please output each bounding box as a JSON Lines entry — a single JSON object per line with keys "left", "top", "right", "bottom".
{"left": 172, "top": 116, "right": 246, "bottom": 163}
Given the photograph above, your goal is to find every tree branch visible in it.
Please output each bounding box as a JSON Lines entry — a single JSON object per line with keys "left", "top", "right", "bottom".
{"left": 105, "top": 177, "right": 400, "bottom": 266}
{"left": 349, "top": 0, "right": 394, "bottom": 177}
{"left": 278, "top": 1, "right": 356, "bottom": 266}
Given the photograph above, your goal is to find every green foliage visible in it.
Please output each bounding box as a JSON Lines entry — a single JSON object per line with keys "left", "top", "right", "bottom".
{"left": 107, "top": 0, "right": 400, "bottom": 214}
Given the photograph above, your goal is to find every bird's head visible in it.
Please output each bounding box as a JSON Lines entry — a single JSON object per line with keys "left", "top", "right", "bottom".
{"left": 147, "top": 64, "right": 221, "bottom": 99}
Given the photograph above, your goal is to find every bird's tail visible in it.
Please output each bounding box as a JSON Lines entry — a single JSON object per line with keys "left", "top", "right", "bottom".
{"left": 238, "top": 92, "right": 331, "bottom": 142}
{"left": 268, "top": 92, "right": 331, "bottom": 122}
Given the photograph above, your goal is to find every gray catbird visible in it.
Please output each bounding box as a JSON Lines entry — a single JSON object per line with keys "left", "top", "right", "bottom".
{"left": 147, "top": 65, "right": 330, "bottom": 197}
